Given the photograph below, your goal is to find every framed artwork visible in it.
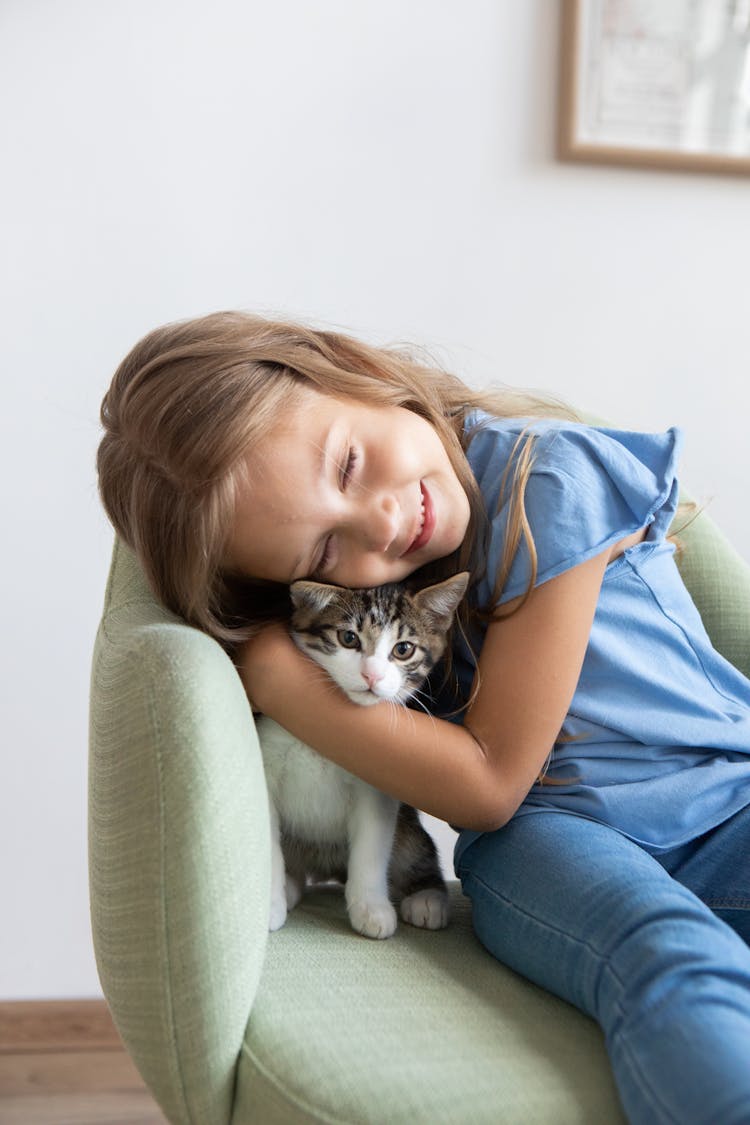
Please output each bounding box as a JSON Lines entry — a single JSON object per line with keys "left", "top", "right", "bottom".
{"left": 558, "top": 0, "right": 750, "bottom": 174}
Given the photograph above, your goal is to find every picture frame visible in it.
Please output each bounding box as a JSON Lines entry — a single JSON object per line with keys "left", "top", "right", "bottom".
{"left": 558, "top": 0, "right": 750, "bottom": 175}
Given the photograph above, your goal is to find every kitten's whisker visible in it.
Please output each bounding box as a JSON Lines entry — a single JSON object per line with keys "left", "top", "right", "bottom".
{"left": 387, "top": 701, "right": 402, "bottom": 737}
{"left": 405, "top": 690, "right": 441, "bottom": 735}
{"left": 408, "top": 694, "right": 432, "bottom": 717}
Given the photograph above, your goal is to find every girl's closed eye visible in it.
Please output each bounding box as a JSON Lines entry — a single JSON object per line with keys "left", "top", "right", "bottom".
{"left": 308, "top": 449, "right": 356, "bottom": 579}
{"left": 309, "top": 450, "right": 356, "bottom": 578}
{"left": 340, "top": 446, "right": 358, "bottom": 489}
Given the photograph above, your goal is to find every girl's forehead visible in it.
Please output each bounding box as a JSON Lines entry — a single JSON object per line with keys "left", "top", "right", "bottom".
{"left": 243, "top": 383, "right": 324, "bottom": 454}
{"left": 258, "top": 385, "right": 381, "bottom": 443}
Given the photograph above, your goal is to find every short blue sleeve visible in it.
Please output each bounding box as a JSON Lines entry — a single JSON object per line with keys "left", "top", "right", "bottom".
{"left": 465, "top": 415, "right": 683, "bottom": 608}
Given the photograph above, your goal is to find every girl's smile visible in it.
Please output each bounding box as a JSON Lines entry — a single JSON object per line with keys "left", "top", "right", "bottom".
{"left": 403, "top": 482, "right": 434, "bottom": 555}
{"left": 225, "top": 385, "right": 471, "bottom": 588}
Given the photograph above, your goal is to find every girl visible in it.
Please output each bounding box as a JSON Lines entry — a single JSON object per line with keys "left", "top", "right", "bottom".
{"left": 98, "top": 310, "right": 750, "bottom": 1124}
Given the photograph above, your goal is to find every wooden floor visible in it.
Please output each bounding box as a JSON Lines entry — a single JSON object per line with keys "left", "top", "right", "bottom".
{"left": 0, "top": 1000, "right": 166, "bottom": 1124}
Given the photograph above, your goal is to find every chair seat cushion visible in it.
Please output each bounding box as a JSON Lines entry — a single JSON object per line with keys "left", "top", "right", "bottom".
{"left": 234, "top": 883, "right": 625, "bottom": 1124}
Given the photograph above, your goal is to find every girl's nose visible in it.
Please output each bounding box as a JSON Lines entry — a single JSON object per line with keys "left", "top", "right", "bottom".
{"left": 361, "top": 494, "right": 400, "bottom": 553}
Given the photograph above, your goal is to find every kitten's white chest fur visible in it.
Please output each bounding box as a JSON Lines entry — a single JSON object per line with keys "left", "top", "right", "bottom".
{"left": 259, "top": 717, "right": 367, "bottom": 842}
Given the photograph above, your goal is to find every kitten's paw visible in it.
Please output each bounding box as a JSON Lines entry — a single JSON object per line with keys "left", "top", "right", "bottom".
{"left": 269, "top": 892, "right": 288, "bottom": 932}
{"left": 401, "top": 889, "right": 450, "bottom": 930}
{"left": 285, "top": 873, "right": 303, "bottom": 912}
{"left": 348, "top": 898, "right": 398, "bottom": 940}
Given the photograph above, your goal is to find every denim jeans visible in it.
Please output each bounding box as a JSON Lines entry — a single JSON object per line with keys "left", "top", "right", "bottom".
{"left": 456, "top": 807, "right": 750, "bottom": 1125}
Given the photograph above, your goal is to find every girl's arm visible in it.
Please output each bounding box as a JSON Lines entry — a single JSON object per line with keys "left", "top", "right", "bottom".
{"left": 238, "top": 547, "right": 611, "bottom": 831}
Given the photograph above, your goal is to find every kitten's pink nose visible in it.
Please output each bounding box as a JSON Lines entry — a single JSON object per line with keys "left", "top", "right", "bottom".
{"left": 362, "top": 662, "right": 385, "bottom": 690}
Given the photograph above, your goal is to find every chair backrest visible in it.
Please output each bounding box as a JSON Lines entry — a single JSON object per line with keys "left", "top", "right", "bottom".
{"left": 89, "top": 539, "right": 271, "bottom": 1125}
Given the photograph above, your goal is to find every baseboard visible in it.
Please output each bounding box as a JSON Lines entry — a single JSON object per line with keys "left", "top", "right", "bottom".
{"left": 0, "top": 1000, "right": 120, "bottom": 1053}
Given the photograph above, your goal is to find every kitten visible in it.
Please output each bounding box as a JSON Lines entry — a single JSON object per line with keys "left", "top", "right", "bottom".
{"left": 257, "top": 572, "right": 468, "bottom": 940}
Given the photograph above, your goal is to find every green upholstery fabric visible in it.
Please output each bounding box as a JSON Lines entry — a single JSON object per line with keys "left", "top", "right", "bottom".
{"left": 89, "top": 540, "right": 271, "bottom": 1125}
{"left": 239, "top": 885, "right": 623, "bottom": 1124}
{"left": 672, "top": 493, "right": 750, "bottom": 679}
{"left": 89, "top": 504, "right": 750, "bottom": 1125}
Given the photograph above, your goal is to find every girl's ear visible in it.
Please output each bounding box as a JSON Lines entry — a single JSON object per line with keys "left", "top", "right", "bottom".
{"left": 289, "top": 580, "right": 345, "bottom": 614}
{"left": 412, "top": 572, "right": 470, "bottom": 624}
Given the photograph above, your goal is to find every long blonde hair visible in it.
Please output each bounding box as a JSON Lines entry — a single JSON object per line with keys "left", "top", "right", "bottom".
{"left": 97, "top": 310, "right": 577, "bottom": 645}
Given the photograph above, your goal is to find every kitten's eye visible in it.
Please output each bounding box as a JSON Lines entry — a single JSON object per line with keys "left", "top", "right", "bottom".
{"left": 391, "top": 641, "right": 416, "bottom": 660}
{"left": 338, "top": 629, "right": 360, "bottom": 650}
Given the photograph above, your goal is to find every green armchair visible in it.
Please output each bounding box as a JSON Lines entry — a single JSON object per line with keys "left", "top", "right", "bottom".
{"left": 89, "top": 502, "right": 750, "bottom": 1125}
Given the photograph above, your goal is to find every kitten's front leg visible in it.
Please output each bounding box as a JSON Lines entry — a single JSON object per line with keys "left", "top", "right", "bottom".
{"left": 346, "top": 788, "right": 399, "bottom": 939}
{"left": 267, "top": 798, "right": 289, "bottom": 932}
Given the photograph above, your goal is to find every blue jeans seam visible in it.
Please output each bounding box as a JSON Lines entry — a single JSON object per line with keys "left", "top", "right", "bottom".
{"left": 462, "top": 866, "right": 626, "bottom": 988}
{"left": 608, "top": 1017, "right": 682, "bottom": 1125}
{"left": 462, "top": 868, "right": 684, "bottom": 1125}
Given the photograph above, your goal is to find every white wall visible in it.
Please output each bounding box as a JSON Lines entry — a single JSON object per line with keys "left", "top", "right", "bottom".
{"left": 1, "top": 0, "right": 748, "bottom": 1000}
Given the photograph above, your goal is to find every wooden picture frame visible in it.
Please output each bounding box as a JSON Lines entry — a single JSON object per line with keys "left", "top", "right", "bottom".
{"left": 558, "top": 0, "right": 750, "bottom": 175}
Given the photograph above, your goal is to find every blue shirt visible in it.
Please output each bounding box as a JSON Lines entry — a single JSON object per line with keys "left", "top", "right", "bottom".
{"left": 452, "top": 413, "right": 750, "bottom": 865}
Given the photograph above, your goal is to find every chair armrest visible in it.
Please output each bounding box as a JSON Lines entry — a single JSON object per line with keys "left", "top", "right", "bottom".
{"left": 673, "top": 494, "right": 750, "bottom": 680}
{"left": 89, "top": 542, "right": 270, "bottom": 1125}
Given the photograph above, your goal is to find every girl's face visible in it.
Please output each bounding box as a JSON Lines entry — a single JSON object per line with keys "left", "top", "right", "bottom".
{"left": 226, "top": 385, "right": 471, "bottom": 588}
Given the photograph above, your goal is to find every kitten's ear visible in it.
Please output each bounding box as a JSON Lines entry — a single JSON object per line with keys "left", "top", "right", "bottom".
{"left": 289, "top": 580, "right": 344, "bottom": 614}
{"left": 412, "top": 572, "right": 469, "bottom": 624}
